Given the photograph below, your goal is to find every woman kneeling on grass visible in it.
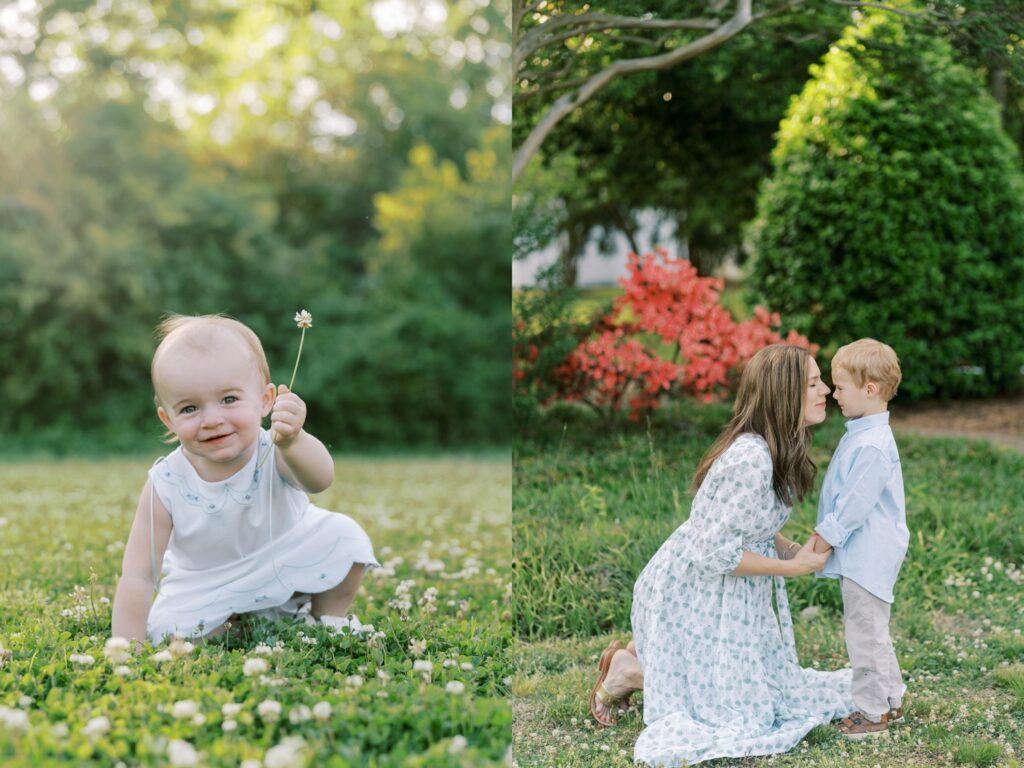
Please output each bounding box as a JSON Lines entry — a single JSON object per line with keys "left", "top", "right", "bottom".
{"left": 590, "top": 344, "right": 857, "bottom": 766}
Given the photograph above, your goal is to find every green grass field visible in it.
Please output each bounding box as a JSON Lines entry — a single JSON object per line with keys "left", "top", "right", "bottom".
{"left": 0, "top": 456, "right": 511, "bottom": 767}
{"left": 513, "top": 404, "right": 1024, "bottom": 767}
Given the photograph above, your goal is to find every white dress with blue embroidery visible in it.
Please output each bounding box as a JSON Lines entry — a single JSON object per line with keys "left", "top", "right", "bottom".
{"left": 146, "top": 429, "right": 378, "bottom": 642}
{"left": 631, "top": 434, "right": 855, "bottom": 766}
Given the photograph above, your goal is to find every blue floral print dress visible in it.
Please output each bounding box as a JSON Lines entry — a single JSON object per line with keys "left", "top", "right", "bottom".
{"left": 631, "top": 433, "right": 854, "bottom": 766}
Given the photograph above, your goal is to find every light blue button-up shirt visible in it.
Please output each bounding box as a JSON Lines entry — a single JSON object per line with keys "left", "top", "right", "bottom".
{"left": 815, "top": 411, "right": 909, "bottom": 603}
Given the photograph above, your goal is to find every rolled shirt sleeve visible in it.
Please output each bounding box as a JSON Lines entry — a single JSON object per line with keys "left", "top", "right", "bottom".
{"left": 815, "top": 445, "right": 890, "bottom": 548}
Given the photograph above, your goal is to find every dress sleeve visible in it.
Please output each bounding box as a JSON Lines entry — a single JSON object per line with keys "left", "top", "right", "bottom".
{"left": 689, "top": 438, "right": 775, "bottom": 577}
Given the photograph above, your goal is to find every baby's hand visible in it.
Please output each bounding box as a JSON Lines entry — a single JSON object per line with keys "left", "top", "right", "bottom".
{"left": 270, "top": 384, "right": 307, "bottom": 447}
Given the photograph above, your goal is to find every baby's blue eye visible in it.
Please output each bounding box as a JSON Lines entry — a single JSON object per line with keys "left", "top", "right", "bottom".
{"left": 180, "top": 405, "right": 197, "bottom": 414}
{"left": 223, "top": 395, "right": 239, "bottom": 404}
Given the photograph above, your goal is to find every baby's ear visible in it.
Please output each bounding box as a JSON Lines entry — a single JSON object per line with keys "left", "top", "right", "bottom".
{"left": 157, "top": 405, "right": 172, "bottom": 431}
{"left": 262, "top": 383, "right": 277, "bottom": 416}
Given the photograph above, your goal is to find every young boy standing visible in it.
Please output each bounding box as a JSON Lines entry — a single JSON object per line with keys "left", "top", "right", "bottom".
{"left": 814, "top": 338, "right": 909, "bottom": 738}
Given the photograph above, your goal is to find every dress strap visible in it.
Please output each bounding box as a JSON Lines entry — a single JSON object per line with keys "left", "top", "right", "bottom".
{"left": 150, "top": 456, "right": 166, "bottom": 594}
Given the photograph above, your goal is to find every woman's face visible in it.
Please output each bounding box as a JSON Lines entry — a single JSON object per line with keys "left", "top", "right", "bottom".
{"left": 804, "top": 357, "right": 831, "bottom": 426}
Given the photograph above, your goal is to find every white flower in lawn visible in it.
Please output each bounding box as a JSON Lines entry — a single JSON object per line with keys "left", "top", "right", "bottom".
{"left": 0, "top": 706, "right": 29, "bottom": 732}
{"left": 168, "top": 637, "right": 195, "bottom": 659}
{"left": 413, "top": 660, "right": 433, "bottom": 678}
{"left": 151, "top": 650, "right": 173, "bottom": 663}
{"left": 69, "top": 653, "right": 95, "bottom": 667}
{"left": 222, "top": 719, "right": 237, "bottom": 732}
{"left": 443, "top": 659, "right": 458, "bottom": 668}
{"left": 345, "top": 675, "right": 364, "bottom": 688}
{"left": 258, "top": 700, "right": 282, "bottom": 721}
{"left": 408, "top": 638, "right": 426, "bottom": 656}
{"left": 61, "top": 609, "right": 73, "bottom": 618}
{"left": 104, "top": 637, "right": 131, "bottom": 664}
{"left": 221, "top": 702, "right": 243, "bottom": 718}
{"left": 253, "top": 644, "right": 274, "bottom": 656}
{"left": 113, "top": 665, "right": 132, "bottom": 677}
{"left": 51, "top": 722, "right": 69, "bottom": 738}
{"left": 445, "top": 681, "right": 466, "bottom": 695}
{"left": 312, "top": 701, "right": 332, "bottom": 720}
{"left": 167, "top": 738, "right": 200, "bottom": 768}
{"left": 264, "top": 735, "right": 308, "bottom": 768}
{"left": 171, "top": 700, "right": 198, "bottom": 719}
{"left": 17, "top": 695, "right": 32, "bottom": 708}
{"left": 460, "top": 662, "right": 474, "bottom": 671}
{"left": 81, "top": 716, "right": 111, "bottom": 738}
{"left": 191, "top": 713, "right": 206, "bottom": 726}
{"left": 240, "top": 761, "right": 262, "bottom": 768}
{"left": 99, "top": 596, "right": 111, "bottom": 604}
{"left": 244, "top": 657, "right": 269, "bottom": 676}
{"left": 288, "top": 704, "right": 312, "bottom": 724}
{"left": 449, "top": 735, "right": 468, "bottom": 754}
{"left": 293, "top": 310, "right": 313, "bottom": 329}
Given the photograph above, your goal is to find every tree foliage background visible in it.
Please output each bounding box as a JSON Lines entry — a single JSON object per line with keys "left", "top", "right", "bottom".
{"left": 0, "top": 0, "right": 510, "bottom": 452}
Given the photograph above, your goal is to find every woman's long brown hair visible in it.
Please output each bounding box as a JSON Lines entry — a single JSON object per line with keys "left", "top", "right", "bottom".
{"left": 691, "top": 344, "right": 816, "bottom": 506}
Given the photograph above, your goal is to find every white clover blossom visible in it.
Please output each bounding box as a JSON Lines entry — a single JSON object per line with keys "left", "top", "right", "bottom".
{"left": 171, "top": 700, "right": 198, "bottom": 719}
{"left": 413, "top": 660, "right": 433, "bottom": 677}
{"left": 445, "top": 681, "right": 466, "bottom": 695}
{"left": 0, "top": 706, "right": 29, "bottom": 732}
{"left": 167, "top": 739, "right": 200, "bottom": 768}
{"left": 449, "top": 735, "right": 468, "bottom": 754}
{"left": 221, "top": 702, "right": 243, "bottom": 717}
{"left": 81, "top": 716, "right": 111, "bottom": 738}
{"left": 288, "top": 705, "right": 312, "bottom": 724}
{"left": 151, "top": 650, "right": 173, "bottom": 663}
{"left": 252, "top": 644, "right": 274, "bottom": 656}
{"left": 312, "top": 701, "right": 332, "bottom": 720}
{"left": 264, "top": 735, "right": 308, "bottom": 768}
{"left": 69, "top": 653, "right": 95, "bottom": 667}
{"left": 345, "top": 675, "right": 364, "bottom": 688}
{"left": 113, "top": 665, "right": 132, "bottom": 677}
{"left": 294, "top": 309, "right": 313, "bottom": 329}
{"left": 243, "top": 657, "right": 269, "bottom": 676}
{"left": 408, "top": 638, "right": 426, "bottom": 656}
{"left": 51, "top": 722, "right": 69, "bottom": 738}
{"left": 222, "top": 719, "right": 237, "bottom": 732}
{"left": 104, "top": 637, "right": 131, "bottom": 664}
{"left": 168, "top": 637, "right": 194, "bottom": 659}
{"left": 258, "top": 700, "right": 282, "bottom": 721}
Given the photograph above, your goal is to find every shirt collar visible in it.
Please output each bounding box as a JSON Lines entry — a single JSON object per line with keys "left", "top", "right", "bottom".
{"left": 845, "top": 410, "right": 890, "bottom": 433}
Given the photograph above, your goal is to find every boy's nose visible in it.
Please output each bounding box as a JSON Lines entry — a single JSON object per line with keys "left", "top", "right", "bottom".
{"left": 201, "top": 409, "right": 224, "bottom": 426}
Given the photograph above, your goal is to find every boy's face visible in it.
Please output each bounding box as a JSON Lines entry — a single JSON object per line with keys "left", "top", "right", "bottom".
{"left": 154, "top": 336, "right": 274, "bottom": 481}
{"left": 804, "top": 356, "right": 831, "bottom": 426}
{"left": 831, "top": 366, "right": 878, "bottom": 419}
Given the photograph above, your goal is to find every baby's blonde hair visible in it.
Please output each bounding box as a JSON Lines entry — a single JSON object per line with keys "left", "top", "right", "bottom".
{"left": 151, "top": 313, "right": 271, "bottom": 402}
{"left": 831, "top": 338, "right": 901, "bottom": 401}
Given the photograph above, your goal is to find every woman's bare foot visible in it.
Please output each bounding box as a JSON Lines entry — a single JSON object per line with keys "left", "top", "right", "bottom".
{"left": 590, "top": 647, "right": 644, "bottom": 726}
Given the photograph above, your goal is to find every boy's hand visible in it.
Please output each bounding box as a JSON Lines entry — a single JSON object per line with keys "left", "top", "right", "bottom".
{"left": 811, "top": 533, "right": 834, "bottom": 555}
{"left": 788, "top": 536, "right": 831, "bottom": 576}
{"left": 270, "top": 384, "right": 307, "bottom": 447}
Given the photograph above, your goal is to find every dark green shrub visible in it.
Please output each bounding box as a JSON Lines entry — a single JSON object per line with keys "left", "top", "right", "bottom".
{"left": 747, "top": 3, "right": 1024, "bottom": 400}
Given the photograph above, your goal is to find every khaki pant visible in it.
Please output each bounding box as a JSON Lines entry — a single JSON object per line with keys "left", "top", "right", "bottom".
{"left": 841, "top": 577, "right": 905, "bottom": 722}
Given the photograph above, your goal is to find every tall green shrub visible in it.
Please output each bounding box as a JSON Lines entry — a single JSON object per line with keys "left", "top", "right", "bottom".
{"left": 747, "top": 3, "right": 1024, "bottom": 400}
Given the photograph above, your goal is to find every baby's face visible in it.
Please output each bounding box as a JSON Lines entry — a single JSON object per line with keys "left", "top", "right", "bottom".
{"left": 155, "top": 337, "right": 273, "bottom": 481}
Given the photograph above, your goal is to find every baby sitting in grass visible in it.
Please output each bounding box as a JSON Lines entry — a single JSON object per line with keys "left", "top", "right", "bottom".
{"left": 111, "top": 314, "right": 377, "bottom": 646}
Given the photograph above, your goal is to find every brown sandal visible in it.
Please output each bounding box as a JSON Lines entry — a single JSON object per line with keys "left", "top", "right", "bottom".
{"left": 837, "top": 710, "right": 891, "bottom": 739}
{"left": 589, "top": 640, "right": 624, "bottom": 726}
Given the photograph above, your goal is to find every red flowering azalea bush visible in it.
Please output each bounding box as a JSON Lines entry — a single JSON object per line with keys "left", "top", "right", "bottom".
{"left": 547, "top": 250, "right": 816, "bottom": 419}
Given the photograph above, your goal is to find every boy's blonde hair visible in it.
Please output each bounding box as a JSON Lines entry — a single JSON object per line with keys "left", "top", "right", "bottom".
{"left": 151, "top": 314, "right": 271, "bottom": 397}
{"left": 831, "top": 338, "right": 901, "bottom": 401}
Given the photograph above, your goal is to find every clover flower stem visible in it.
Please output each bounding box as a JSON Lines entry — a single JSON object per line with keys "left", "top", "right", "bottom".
{"left": 288, "top": 327, "right": 306, "bottom": 392}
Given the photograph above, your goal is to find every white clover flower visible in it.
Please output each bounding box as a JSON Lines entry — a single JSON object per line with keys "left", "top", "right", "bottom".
{"left": 294, "top": 310, "right": 313, "bottom": 329}
{"left": 104, "top": 637, "right": 131, "bottom": 664}
{"left": 258, "top": 699, "right": 282, "bottom": 721}
{"left": 171, "top": 700, "right": 198, "bottom": 719}
{"left": 312, "top": 701, "right": 331, "bottom": 720}
{"left": 61, "top": 609, "right": 73, "bottom": 618}
{"left": 168, "top": 637, "right": 195, "bottom": 659}
{"left": 264, "top": 735, "right": 308, "bottom": 768}
{"left": 69, "top": 653, "right": 95, "bottom": 667}
{"left": 0, "top": 706, "right": 29, "bottom": 732}
{"left": 253, "top": 644, "right": 274, "bottom": 656}
{"left": 413, "top": 660, "right": 433, "bottom": 677}
{"left": 81, "top": 715, "right": 111, "bottom": 738}
{"left": 222, "top": 719, "right": 237, "bottom": 732}
{"left": 445, "top": 681, "right": 466, "bottom": 695}
{"left": 288, "top": 705, "right": 312, "bottom": 724}
{"left": 167, "top": 738, "right": 200, "bottom": 768}
{"left": 449, "top": 735, "right": 468, "bottom": 754}
{"left": 240, "top": 761, "right": 262, "bottom": 768}
{"left": 408, "top": 638, "right": 426, "bottom": 656}
{"left": 443, "top": 659, "right": 458, "bottom": 668}
{"left": 151, "top": 650, "right": 173, "bottom": 663}
{"left": 99, "top": 596, "right": 111, "bottom": 604}
{"left": 113, "top": 665, "right": 132, "bottom": 677}
{"left": 244, "top": 657, "right": 269, "bottom": 676}
{"left": 51, "top": 722, "right": 69, "bottom": 738}
{"left": 345, "top": 675, "right": 364, "bottom": 688}
{"left": 17, "top": 695, "right": 32, "bottom": 708}
{"left": 221, "top": 702, "right": 243, "bottom": 718}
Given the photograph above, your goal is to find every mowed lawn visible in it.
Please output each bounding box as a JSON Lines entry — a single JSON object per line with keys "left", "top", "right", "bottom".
{"left": 513, "top": 405, "right": 1024, "bottom": 767}
{"left": 0, "top": 456, "right": 511, "bottom": 767}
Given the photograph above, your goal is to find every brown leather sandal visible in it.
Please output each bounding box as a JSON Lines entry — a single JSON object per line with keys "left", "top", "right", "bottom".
{"left": 589, "top": 640, "right": 624, "bottom": 726}
{"left": 838, "top": 710, "right": 892, "bottom": 738}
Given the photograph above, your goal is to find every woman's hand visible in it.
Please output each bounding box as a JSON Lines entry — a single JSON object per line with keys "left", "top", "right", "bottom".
{"left": 786, "top": 535, "right": 831, "bottom": 576}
